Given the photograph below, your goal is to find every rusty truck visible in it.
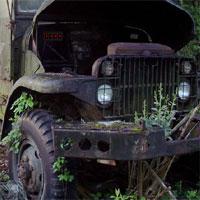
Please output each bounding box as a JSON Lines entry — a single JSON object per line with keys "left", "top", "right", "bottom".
{"left": 0, "top": 0, "right": 199, "bottom": 199}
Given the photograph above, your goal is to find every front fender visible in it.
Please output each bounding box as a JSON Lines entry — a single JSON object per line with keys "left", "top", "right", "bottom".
{"left": 1, "top": 73, "right": 97, "bottom": 139}
{"left": 13, "top": 73, "right": 97, "bottom": 104}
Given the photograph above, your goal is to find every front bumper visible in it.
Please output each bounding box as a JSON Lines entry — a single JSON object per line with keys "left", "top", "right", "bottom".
{"left": 53, "top": 123, "right": 200, "bottom": 161}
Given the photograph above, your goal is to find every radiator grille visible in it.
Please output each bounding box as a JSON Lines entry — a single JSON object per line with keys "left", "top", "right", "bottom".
{"left": 98, "top": 56, "right": 182, "bottom": 118}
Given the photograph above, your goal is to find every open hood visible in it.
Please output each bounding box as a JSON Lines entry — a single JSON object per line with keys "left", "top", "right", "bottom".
{"left": 33, "top": 0, "right": 195, "bottom": 51}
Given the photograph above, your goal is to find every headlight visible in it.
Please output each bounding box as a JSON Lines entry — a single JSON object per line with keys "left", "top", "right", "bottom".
{"left": 178, "top": 82, "right": 191, "bottom": 100}
{"left": 97, "top": 84, "right": 113, "bottom": 105}
{"left": 101, "top": 61, "right": 114, "bottom": 76}
{"left": 182, "top": 61, "right": 192, "bottom": 74}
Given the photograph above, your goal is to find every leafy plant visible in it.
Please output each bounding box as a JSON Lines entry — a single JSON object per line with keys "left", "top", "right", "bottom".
{"left": 161, "top": 189, "right": 200, "bottom": 200}
{"left": 1, "top": 128, "right": 21, "bottom": 153}
{"left": 10, "top": 92, "right": 38, "bottom": 122}
{"left": 1, "top": 92, "right": 38, "bottom": 153}
{"left": 134, "top": 85, "right": 176, "bottom": 137}
{"left": 186, "top": 190, "right": 200, "bottom": 200}
{"left": 60, "top": 138, "right": 73, "bottom": 150}
{"left": 0, "top": 171, "right": 10, "bottom": 182}
{"left": 179, "top": 0, "right": 200, "bottom": 58}
{"left": 110, "top": 189, "right": 145, "bottom": 200}
{"left": 160, "top": 181, "right": 200, "bottom": 200}
{"left": 89, "top": 192, "right": 103, "bottom": 200}
{"left": 53, "top": 156, "right": 74, "bottom": 183}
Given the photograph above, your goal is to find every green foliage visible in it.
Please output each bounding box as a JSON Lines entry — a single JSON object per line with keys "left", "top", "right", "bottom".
{"left": 161, "top": 189, "right": 200, "bottom": 200}
{"left": 186, "top": 190, "right": 200, "bottom": 200}
{"left": 10, "top": 92, "right": 38, "bottom": 122}
{"left": 179, "top": 41, "right": 200, "bottom": 58}
{"left": 179, "top": 0, "right": 200, "bottom": 57}
{"left": 0, "top": 171, "right": 10, "bottom": 182}
{"left": 53, "top": 157, "right": 74, "bottom": 183}
{"left": 1, "top": 128, "right": 21, "bottom": 153}
{"left": 0, "top": 92, "right": 38, "bottom": 153}
{"left": 89, "top": 191, "right": 116, "bottom": 200}
{"left": 89, "top": 192, "right": 103, "bottom": 200}
{"left": 134, "top": 85, "right": 176, "bottom": 137}
{"left": 53, "top": 156, "right": 65, "bottom": 171}
{"left": 110, "top": 189, "right": 145, "bottom": 200}
{"left": 160, "top": 181, "right": 200, "bottom": 200}
{"left": 60, "top": 138, "right": 73, "bottom": 150}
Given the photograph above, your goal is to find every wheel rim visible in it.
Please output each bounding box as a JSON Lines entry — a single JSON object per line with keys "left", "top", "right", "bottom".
{"left": 17, "top": 139, "right": 44, "bottom": 199}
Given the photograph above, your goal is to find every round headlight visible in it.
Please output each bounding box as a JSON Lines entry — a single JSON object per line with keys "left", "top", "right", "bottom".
{"left": 97, "top": 84, "right": 113, "bottom": 105}
{"left": 178, "top": 82, "right": 191, "bottom": 100}
{"left": 101, "top": 61, "right": 114, "bottom": 76}
{"left": 182, "top": 61, "right": 192, "bottom": 74}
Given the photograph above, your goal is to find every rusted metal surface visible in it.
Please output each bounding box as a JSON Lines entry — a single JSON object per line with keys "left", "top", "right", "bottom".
{"left": 32, "top": 0, "right": 194, "bottom": 51}
{"left": 0, "top": 73, "right": 97, "bottom": 138}
{"left": 93, "top": 55, "right": 198, "bottom": 119}
{"left": 107, "top": 43, "right": 175, "bottom": 56}
{"left": 53, "top": 124, "right": 200, "bottom": 161}
{"left": 23, "top": 50, "right": 45, "bottom": 76}
{"left": 18, "top": 142, "right": 43, "bottom": 198}
{"left": 12, "top": 73, "right": 97, "bottom": 104}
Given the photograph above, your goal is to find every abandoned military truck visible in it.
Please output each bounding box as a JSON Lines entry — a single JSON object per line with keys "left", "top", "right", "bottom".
{"left": 0, "top": 0, "right": 200, "bottom": 199}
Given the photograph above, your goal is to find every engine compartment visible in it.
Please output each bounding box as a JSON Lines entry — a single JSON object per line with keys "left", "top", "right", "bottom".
{"left": 34, "top": 21, "right": 152, "bottom": 74}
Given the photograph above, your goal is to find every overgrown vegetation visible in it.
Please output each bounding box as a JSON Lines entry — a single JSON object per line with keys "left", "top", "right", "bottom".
{"left": 160, "top": 181, "right": 200, "bottom": 200}
{"left": 179, "top": 0, "right": 200, "bottom": 57}
{"left": 134, "top": 85, "right": 176, "bottom": 137}
{"left": 110, "top": 189, "right": 145, "bottom": 200}
{"left": 0, "top": 93, "right": 38, "bottom": 153}
{"left": 1, "top": 128, "right": 21, "bottom": 153}
{"left": 88, "top": 189, "right": 146, "bottom": 200}
{"left": 0, "top": 171, "right": 9, "bottom": 182}
{"left": 53, "top": 156, "right": 74, "bottom": 183}
{"left": 86, "top": 185, "right": 200, "bottom": 200}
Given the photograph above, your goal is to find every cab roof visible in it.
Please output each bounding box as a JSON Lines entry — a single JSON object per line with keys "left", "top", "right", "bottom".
{"left": 33, "top": 0, "right": 195, "bottom": 51}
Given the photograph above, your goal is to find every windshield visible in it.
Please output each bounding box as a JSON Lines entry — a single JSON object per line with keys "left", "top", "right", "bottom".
{"left": 17, "top": 0, "right": 45, "bottom": 13}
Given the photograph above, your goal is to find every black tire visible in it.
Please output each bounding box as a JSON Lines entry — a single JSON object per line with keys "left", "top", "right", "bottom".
{"left": 8, "top": 109, "right": 76, "bottom": 200}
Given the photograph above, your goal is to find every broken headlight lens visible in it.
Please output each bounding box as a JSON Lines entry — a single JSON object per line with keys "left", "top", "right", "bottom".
{"left": 101, "top": 61, "right": 114, "bottom": 76}
{"left": 182, "top": 61, "right": 192, "bottom": 74}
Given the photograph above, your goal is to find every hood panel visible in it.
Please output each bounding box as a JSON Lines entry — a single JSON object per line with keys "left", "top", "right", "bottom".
{"left": 34, "top": 0, "right": 195, "bottom": 51}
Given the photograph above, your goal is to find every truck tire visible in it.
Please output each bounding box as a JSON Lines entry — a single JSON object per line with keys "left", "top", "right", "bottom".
{"left": 8, "top": 109, "right": 76, "bottom": 199}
